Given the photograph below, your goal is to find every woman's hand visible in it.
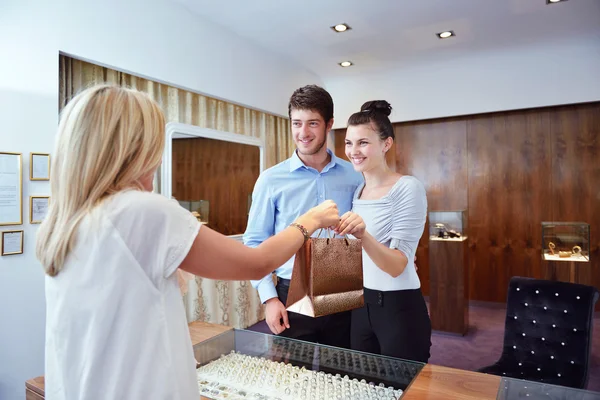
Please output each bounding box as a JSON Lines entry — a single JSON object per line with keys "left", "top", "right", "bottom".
{"left": 334, "top": 211, "right": 366, "bottom": 239}
{"left": 296, "top": 200, "right": 340, "bottom": 234}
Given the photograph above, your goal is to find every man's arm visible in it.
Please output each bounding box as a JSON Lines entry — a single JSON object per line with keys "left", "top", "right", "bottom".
{"left": 244, "top": 174, "right": 278, "bottom": 303}
{"left": 244, "top": 174, "right": 291, "bottom": 334}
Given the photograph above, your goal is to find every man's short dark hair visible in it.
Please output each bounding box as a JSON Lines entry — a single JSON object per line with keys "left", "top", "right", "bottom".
{"left": 288, "top": 85, "right": 334, "bottom": 123}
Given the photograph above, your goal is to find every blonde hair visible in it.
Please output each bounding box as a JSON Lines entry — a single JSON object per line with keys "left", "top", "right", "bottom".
{"left": 36, "top": 85, "right": 166, "bottom": 276}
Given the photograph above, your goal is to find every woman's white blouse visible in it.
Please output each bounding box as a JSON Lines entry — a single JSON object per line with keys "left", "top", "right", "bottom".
{"left": 352, "top": 176, "right": 427, "bottom": 291}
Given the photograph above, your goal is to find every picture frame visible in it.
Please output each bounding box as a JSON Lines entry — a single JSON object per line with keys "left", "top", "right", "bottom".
{"left": 30, "top": 152, "right": 50, "bottom": 181}
{"left": 1, "top": 230, "right": 24, "bottom": 256}
{"left": 0, "top": 152, "right": 23, "bottom": 226}
{"left": 30, "top": 196, "right": 50, "bottom": 224}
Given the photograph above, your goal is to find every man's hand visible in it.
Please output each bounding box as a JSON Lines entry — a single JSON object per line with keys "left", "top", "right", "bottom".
{"left": 265, "top": 298, "right": 290, "bottom": 335}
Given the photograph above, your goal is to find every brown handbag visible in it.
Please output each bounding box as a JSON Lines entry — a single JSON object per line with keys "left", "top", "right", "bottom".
{"left": 285, "top": 230, "right": 364, "bottom": 318}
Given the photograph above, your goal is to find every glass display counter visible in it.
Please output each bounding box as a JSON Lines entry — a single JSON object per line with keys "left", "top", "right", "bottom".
{"left": 193, "top": 329, "right": 425, "bottom": 399}
{"left": 178, "top": 199, "right": 210, "bottom": 225}
{"left": 541, "top": 222, "right": 590, "bottom": 262}
{"left": 429, "top": 210, "right": 468, "bottom": 242}
{"left": 497, "top": 377, "right": 600, "bottom": 400}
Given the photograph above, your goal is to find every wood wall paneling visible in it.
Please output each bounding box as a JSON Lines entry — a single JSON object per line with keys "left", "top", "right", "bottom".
{"left": 332, "top": 102, "right": 600, "bottom": 306}
{"left": 334, "top": 130, "right": 347, "bottom": 164}
{"left": 547, "top": 103, "right": 600, "bottom": 289}
{"left": 466, "top": 110, "right": 553, "bottom": 303}
{"left": 394, "top": 119, "right": 468, "bottom": 296}
{"left": 172, "top": 138, "right": 260, "bottom": 236}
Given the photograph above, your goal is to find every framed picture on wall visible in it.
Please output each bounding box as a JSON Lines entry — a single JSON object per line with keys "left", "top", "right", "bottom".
{"left": 1, "top": 230, "right": 24, "bottom": 256}
{"left": 30, "top": 196, "right": 50, "bottom": 224}
{"left": 30, "top": 153, "right": 50, "bottom": 181}
{"left": 0, "top": 152, "right": 23, "bottom": 226}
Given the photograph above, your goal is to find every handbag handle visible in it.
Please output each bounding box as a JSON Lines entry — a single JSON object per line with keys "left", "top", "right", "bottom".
{"left": 315, "top": 228, "right": 351, "bottom": 246}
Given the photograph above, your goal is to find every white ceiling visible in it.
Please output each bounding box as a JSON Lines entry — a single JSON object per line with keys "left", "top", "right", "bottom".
{"left": 173, "top": 0, "right": 600, "bottom": 80}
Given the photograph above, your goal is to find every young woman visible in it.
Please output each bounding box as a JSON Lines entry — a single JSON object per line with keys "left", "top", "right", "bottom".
{"left": 37, "top": 84, "right": 340, "bottom": 400}
{"left": 335, "top": 100, "right": 431, "bottom": 362}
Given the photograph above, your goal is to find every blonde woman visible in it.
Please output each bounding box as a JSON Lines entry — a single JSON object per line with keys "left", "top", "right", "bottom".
{"left": 37, "top": 85, "right": 339, "bottom": 400}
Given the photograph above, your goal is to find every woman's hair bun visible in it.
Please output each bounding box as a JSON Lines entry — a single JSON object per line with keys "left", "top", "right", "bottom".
{"left": 360, "top": 100, "right": 392, "bottom": 117}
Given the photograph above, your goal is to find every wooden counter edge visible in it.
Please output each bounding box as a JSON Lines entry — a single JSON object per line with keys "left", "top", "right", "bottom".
{"left": 25, "top": 321, "right": 233, "bottom": 398}
{"left": 401, "top": 364, "right": 501, "bottom": 400}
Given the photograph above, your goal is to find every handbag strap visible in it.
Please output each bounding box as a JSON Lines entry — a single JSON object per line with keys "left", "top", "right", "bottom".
{"left": 315, "top": 228, "right": 351, "bottom": 246}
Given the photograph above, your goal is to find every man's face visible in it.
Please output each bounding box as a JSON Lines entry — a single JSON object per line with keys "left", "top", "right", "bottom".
{"left": 290, "top": 109, "right": 333, "bottom": 156}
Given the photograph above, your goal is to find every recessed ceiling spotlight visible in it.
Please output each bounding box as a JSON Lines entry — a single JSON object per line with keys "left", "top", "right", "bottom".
{"left": 547, "top": 0, "right": 567, "bottom": 3}
{"left": 436, "top": 31, "right": 455, "bottom": 39}
{"left": 331, "top": 23, "right": 351, "bottom": 33}
{"left": 339, "top": 61, "right": 353, "bottom": 67}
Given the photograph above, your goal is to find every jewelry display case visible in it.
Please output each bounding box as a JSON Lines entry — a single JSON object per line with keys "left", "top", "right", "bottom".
{"left": 193, "top": 329, "right": 425, "bottom": 400}
{"left": 429, "top": 210, "right": 468, "bottom": 241}
{"left": 541, "top": 222, "right": 590, "bottom": 262}
{"left": 428, "top": 210, "right": 470, "bottom": 335}
{"left": 178, "top": 199, "right": 210, "bottom": 225}
{"left": 496, "top": 377, "right": 600, "bottom": 399}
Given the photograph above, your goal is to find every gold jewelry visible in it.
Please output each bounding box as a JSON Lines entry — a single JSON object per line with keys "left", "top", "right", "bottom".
{"left": 290, "top": 222, "right": 310, "bottom": 242}
{"left": 572, "top": 245, "right": 582, "bottom": 255}
{"left": 548, "top": 242, "right": 556, "bottom": 255}
{"left": 559, "top": 251, "right": 571, "bottom": 258}
{"left": 191, "top": 211, "right": 202, "bottom": 222}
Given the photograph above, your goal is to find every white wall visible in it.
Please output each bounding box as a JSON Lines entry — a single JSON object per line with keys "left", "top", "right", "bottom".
{"left": 0, "top": 0, "right": 321, "bottom": 398}
{"left": 326, "top": 34, "right": 600, "bottom": 129}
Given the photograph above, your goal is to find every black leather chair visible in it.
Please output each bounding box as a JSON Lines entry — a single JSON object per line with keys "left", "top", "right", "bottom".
{"left": 479, "top": 276, "right": 599, "bottom": 389}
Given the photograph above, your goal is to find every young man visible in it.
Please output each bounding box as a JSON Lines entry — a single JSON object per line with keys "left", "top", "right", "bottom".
{"left": 243, "top": 85, "right": 363, "bottom": 349}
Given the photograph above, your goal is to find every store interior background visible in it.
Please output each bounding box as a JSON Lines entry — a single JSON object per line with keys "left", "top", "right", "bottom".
{"left": 1, "top": 0, "right": 599, "bottom": 399}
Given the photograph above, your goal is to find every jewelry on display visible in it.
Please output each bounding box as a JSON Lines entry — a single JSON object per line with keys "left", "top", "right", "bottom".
{"left": 191, "top": 211, "right": 202, "bottom": 222}
{"left": 196, "top": 351, "right": 404, "bottom": 400}
{"left": 572, "top": 245, "right": 582, "bottom": 255}
{"left": 434, "top": 223, "right": 461, "bottom": 239}
{"left": 558, "top": 251, "right": 571, "bottom": 258}
{"left": 548, "top": 242, "right": 555, "bottom": 255}
{"left": 435, "top": 223, "right": 446, "bottom": 239}
{"left": 290, "top": 222, "right": 310, "bottom": 242}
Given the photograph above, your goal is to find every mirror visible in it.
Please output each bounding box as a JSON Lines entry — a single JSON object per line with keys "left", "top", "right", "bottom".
{"left": 161, "top": 123, "right": 265, "bottom": 239}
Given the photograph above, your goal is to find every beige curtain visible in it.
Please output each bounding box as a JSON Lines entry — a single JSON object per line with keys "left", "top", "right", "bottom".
{"left": 60, "top": 55, "right": 295, "bottom": 329}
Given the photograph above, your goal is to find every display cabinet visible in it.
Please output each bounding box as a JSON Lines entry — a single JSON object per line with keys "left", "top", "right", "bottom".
{"left": 541, "top": 222, "right": 590, "bottom": 262}
{"left": 178, "top": 199, "right": 210, "bottom": 225}
{"left": 193, "top": 329, "right": 425, "bottom": 400}
{"left": 497, "top": 377, "right": 600, "bottom": 400}
{"left": 428, "top": 210, "right": 470, "bottom": 335}
{"left": 429, "top": 210, "right": 468, "bottom": 241}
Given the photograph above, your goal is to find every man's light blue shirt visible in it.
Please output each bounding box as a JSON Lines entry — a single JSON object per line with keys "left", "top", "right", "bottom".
{"left": 243, "top": 149, "right": 363, "bottom": 303}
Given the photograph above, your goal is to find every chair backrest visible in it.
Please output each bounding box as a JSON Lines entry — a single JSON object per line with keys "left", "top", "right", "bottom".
{"left": 500, "top": 276, "right": 599, "bottom": 389}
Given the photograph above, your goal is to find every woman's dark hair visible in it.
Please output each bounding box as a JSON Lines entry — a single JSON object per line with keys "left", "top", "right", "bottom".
{"left": 347, "top": 100, "right": 394, "bottom": 141}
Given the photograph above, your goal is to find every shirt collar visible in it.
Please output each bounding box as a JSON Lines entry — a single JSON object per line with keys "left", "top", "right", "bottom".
{"left": 290, "top": 148, "right": 339, "bottom": 172}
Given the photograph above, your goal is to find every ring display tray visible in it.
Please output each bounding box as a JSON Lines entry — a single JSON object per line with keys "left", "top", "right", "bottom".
{"left": 193, "top": 329, "right": 425, "bottom": 400}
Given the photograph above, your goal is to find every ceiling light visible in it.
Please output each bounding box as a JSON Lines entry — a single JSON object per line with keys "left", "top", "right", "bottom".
{"left": 437, "top": 31, "right": 455, "bottom": 39}
{"left": 331, "top": 23, "right": 351, "bottom": 33}
{"left": 547, "top": 0, "right": 567, "bottom": 3}
{"left": 339, "top": 61, "right": 353, "bottom": 67}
